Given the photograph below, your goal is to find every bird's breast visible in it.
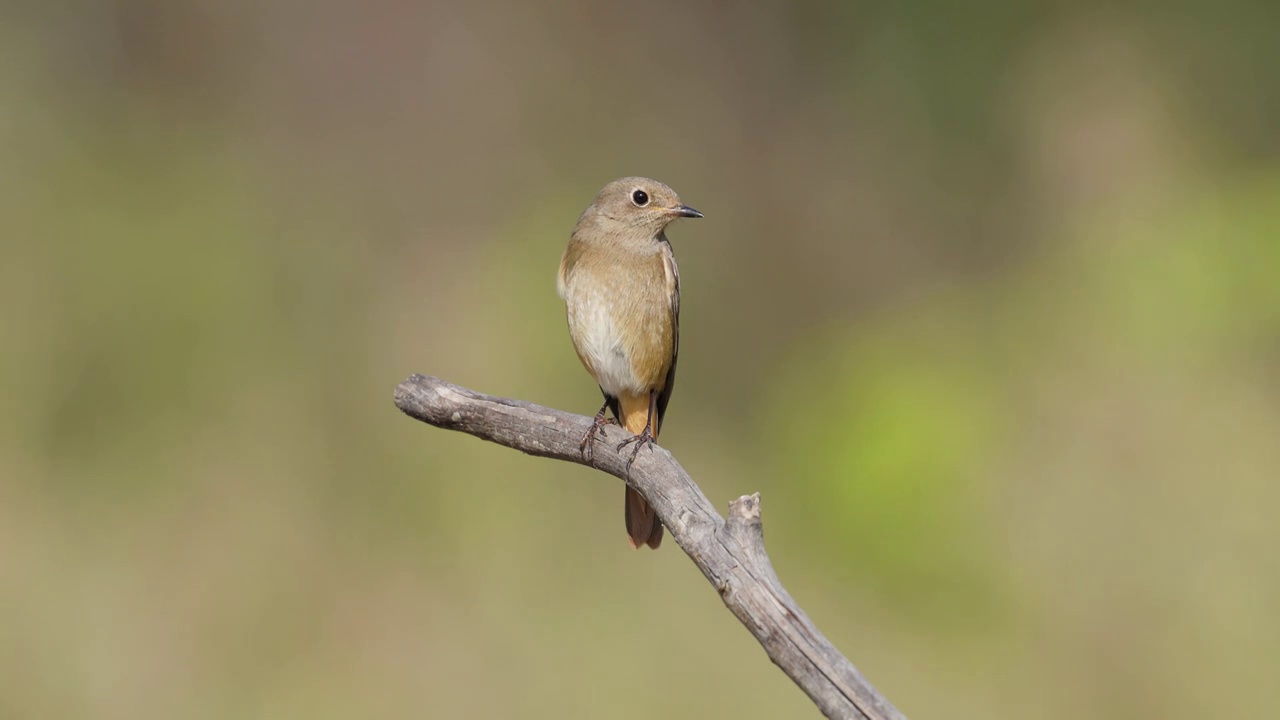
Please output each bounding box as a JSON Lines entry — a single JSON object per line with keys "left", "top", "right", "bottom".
{"left": 563, "top": 253, "right": 674, "bottom": 396}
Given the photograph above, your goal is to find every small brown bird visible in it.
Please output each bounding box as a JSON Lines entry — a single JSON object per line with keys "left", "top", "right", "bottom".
{"left": 557, "top": 177, "right": 703, "bottom": 549}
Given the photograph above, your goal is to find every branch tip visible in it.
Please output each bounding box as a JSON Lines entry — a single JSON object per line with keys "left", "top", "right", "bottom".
{"left": 728, "top": 492, "right": 763, "bottom": 522}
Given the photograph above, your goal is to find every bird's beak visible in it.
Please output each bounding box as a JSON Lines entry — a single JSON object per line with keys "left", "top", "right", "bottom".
{"left": 673, "top": 205, "right": 704, "bottom": 219}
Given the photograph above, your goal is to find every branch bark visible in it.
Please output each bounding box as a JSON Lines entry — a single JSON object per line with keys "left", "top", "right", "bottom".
{"left": 394, "top": 374, "right": 906, "bottom": 720}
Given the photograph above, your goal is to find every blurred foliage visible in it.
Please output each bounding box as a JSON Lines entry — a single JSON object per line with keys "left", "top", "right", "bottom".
{"left": 2, "top": 1, "right": 1278, "bottom": 718}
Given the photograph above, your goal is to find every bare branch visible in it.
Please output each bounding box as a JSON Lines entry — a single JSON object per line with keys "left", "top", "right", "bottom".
{"left": 394, "top": 374, "right": 907, "bottom": 720}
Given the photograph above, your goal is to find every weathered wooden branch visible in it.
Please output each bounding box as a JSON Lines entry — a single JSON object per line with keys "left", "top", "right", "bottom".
{"left": 394, "top": 374, "right": 906, "bottom": 720}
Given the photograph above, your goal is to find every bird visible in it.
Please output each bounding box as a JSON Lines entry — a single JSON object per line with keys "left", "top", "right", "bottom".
{"left": 557, "top": 177, "right": 703, "bottom": 549}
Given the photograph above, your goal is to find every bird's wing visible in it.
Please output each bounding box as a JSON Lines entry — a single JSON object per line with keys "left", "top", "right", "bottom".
{"left": 556, "top": 238, "right": 582, "bottom": 299}
{"left": 655, "top": 238, "right": 680, "bottom": 435}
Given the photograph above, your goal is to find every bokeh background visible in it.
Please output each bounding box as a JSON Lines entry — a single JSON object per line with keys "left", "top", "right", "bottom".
{"left": 3, "top": 1, "right": 1277, "bottom": 718}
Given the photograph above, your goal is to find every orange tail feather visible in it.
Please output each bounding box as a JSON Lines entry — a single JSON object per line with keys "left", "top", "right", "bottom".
{"left": 618, "top": 391, "right": 664, "bottom": 549}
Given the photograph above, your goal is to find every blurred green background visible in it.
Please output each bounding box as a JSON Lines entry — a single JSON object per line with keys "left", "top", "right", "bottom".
{"left": 3, "top": 2, "right": 1277, "bottom": 718}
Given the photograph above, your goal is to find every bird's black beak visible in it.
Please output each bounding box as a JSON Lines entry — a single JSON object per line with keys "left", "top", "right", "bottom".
{"left": 674, "top": 205, "right": 704, "bottom": 219}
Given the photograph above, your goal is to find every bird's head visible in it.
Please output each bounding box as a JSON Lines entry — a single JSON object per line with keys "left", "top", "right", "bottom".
{"left": 579, "top": 176, "right": 703, "bottom": 237}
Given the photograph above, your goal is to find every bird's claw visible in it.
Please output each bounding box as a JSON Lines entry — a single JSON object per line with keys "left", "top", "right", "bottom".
{"left": 579, "top": 411, "right": 617, "bottom": 463}
{"left": 616, "top": 426, "right": 657, "bottom": 477}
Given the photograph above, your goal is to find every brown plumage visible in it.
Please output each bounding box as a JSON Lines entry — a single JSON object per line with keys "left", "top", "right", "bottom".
{"left": 557, "top": 177, "right": 702, "bottom": 549}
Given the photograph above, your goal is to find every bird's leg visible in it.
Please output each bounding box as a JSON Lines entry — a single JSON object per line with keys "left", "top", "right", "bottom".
{"left": 616, "top": 390, "right": 659, "bottom": 476}
{"left": 579, "top": 400, "right": 617, "bottom": 462}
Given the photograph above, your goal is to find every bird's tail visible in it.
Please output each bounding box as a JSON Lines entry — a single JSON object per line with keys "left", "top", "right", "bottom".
{"left": 625, "top": 486, "right": 663, "bottom": 549}
{"left": 620, "top": 393, "right": 664, "bottom": 550}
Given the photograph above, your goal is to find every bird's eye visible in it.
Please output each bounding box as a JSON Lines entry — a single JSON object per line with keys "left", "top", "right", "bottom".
{"left": 631, "top": 189, "right": 649, "bottom": 207}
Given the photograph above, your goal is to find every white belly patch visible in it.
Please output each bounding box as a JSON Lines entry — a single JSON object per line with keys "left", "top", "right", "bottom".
{"left": 566, "top": 285, "right": 639, "bottom": 396}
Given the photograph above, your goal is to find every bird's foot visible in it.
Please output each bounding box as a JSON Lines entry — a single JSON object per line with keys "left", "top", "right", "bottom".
{"left": 579, "top": 410, "right": 618, "bottom": 463}
{"left": 616, "top": 426, "right": 657, "bottom": 477}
